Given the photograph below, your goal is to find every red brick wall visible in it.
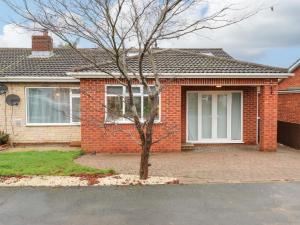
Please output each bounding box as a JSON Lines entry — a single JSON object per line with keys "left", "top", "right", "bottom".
{"left": 181, "top": 86, "right": 257, "bottom": 145}
{"left": 279, "top": 67, "right": 300, "bottom": 90}
{"left": 80, "top": 78, "right": 276, "bottom": 153}
{"left": 243, "top": 87, "right": 258, "bottom": 144}
{"left": 278, "top": 67, "right": 300, "bottom": 124}
{"left": 259, "top": 85, "right": 278, "bottom": 151}
{"left": 80, "top": 79, "right": 182, "bottom": 153}
{"left": 278, "top": 94, "right": 300, "bottom": 124}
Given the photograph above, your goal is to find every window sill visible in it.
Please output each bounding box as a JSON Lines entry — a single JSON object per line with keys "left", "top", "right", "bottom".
{"left": 187, "top": 140, "right": 244, "bottom": 144}
{"left": 104, "top": 121, "right": 162, "bottom": 125}
{"left": 25, "top": 123, "right": 81, "bottom": 127}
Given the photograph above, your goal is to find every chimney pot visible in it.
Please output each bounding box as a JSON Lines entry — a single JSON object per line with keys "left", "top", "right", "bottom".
{"left": 43, "top": 29, "right": 48, "bottom": 36}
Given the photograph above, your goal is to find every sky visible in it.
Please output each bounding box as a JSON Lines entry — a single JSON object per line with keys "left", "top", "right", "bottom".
{"left": 0, "top": 0, "right": 299, "bottom": 68}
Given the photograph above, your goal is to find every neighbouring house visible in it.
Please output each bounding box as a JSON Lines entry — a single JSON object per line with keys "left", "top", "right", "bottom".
{"left": 278, "top": 59, "right": 300, "bottom": 149}
{"left": 0, "top": 33, "right": 291, "bottom": 152}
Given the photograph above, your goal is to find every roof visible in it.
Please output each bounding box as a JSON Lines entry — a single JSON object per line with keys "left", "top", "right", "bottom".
{"left": 0, "top": 48, "right": 111, "bottom": 79}
{"left": 288, "top": 58, "right": 300, "bottom": 72}
{"left": 0, "top": 47, "right": 289, "bottom": 82}
{"left": 75, "top": 48, "right": 288, "bottom": 76}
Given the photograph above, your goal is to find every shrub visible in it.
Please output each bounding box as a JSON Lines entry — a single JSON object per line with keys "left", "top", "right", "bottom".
{"left": 0, "top": 131, "right": 9, "bottom": 145}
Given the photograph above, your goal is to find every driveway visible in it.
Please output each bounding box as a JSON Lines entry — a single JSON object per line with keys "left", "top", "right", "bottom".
{"left": 76, "top": 145, "right": 300, "bottom": 183}
{"left": 1, "top": 182, "right": 300, "bottom": 225}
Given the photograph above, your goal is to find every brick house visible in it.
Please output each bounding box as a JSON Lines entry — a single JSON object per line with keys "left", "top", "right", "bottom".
{"left": 278, "top": 59, "right": 300, "bottom": 149}
{"left": 0, "top": 33, "right": 291, "bottom": 152}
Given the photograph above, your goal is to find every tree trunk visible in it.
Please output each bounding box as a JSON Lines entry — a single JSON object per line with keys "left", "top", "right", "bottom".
{"left": 139, "top": 94, "right": 158, "bottom": 180}
{"left": 139, "top": 142, "right": 151, "bottom": 180}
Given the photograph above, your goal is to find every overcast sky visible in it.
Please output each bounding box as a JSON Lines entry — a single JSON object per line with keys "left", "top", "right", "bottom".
{"left": 0, "top": 0, "right": 299, "bottom": 68}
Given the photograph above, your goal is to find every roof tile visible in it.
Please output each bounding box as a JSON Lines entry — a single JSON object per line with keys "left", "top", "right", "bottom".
{"left": 80, "top": 49, "right": 287, "bottom": 74}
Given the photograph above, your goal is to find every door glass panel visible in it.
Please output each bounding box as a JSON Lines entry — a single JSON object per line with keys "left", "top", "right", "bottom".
{"left": 231, "top": 93, "right": 242, "bottom": 140}
{"left": 217, "top": 94, "right": 227, "bottom": 138}
{"left": 202, "top": 95, "right": 212, "bottom": 139}
{"left": 187, "top": 93, "right": 198, "bottom": 141}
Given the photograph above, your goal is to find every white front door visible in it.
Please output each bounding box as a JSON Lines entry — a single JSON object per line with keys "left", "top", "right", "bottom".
{"left": 187, "top": 91, "right": 243, "bottom": 143}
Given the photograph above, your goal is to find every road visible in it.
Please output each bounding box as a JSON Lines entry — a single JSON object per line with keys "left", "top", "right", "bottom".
{"left": 1, "top": 182, "right": 300, "bottom": 225}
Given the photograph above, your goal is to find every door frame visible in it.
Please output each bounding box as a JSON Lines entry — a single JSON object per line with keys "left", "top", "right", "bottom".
{"left": 186, "top": 90, "right": 243, "bottom": 144}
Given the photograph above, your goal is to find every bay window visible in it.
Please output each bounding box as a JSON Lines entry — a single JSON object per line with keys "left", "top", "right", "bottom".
{"left": 26, "top": 87, "right": 80, "bottom": 125}
{"left": 106, "top": 85, "right": 160, "bottom": 123}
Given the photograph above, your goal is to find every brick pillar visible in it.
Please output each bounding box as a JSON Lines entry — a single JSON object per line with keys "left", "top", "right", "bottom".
{"left": 259, "top": 85, "right": 278, "bottom": 151}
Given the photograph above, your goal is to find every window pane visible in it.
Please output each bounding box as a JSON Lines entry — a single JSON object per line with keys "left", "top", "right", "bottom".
{"left": 126, "top": 87, "right": 141, "bottom": 94}
{"left": 106, "top": 96, "right": 123, "bottom": 121}
{"left": 231, "top": 93, "right": 242, "bottom": 140}
{"left": 143, "top": 86, "right": 156, "bottom": 95}
{"left": 28, "top": 88, "right": 70, "bottom": 123}
{"left": 143, "top": 96, "right": 159, "bottom": 121}
{"left": 72, "top": 97, "right": 80, "bottom": 123}
{"left": 107, "top": 86, "right": 123, "bottom": 95}
{"left": 125, "top": 96, "right": 141, "bottom": 118}
{"left": 202, "top": 95, "right": 212, "bottom": 139}
{"left": 72, "top": 89, "right": 80, "bottom": 95}
{"left": 187, "top": 93, "right": 198, "bottom": 141}
{"left": 217, "top": 94, "right": 227, "bottom": 138}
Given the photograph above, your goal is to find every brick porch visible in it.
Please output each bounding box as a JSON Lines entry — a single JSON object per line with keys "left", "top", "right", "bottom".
{"left": 80, "top": 78, "right": 279, "bottom": 153}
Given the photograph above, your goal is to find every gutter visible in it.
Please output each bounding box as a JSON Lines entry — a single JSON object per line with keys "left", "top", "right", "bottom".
{"left": 0, "top": 72, "right": 292, "bottom": 82}
{"left": 278, "top": 89, "right": 300, "bottom": 94}
{"left": 0, "top": 76, "right": 79, "bottom": 83}
{"left": 67, "top": 72, "right": 292, "bottom": 79}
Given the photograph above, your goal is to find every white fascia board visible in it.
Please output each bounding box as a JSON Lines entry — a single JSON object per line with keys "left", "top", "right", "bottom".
{"left": 67, "top": 72, "right": 292, "bottom": 79}
{"left": 0, "top": 76, "right": 79, "bottom": 82}
{"left": 288, "top": 60, "right": 300, "bottom": 72}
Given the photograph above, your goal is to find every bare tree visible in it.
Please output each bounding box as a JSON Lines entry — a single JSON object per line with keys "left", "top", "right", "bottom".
{"left": 2, "top": 0, "right": 258, "bottom": 179}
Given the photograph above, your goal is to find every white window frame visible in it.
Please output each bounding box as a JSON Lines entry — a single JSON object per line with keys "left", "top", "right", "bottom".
{"left": 186, "top": 90, "right": 243, "bottom": 143}
{"left": 70, "top": 89, "right": 80, "bottom": 124}
{"left": 105, "top": 84, "right": 161, "bottom": 124}
{"left": 25, "top": 87, "right": 80, "bottom": 126}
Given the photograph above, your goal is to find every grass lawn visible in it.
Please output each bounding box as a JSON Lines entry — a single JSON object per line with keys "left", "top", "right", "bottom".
{"left": 0, "top": 150, "right": 113, "bottom": 176}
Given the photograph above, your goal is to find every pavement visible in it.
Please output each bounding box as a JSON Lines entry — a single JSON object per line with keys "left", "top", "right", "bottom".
{"left": 1, "top": 182, "right": 300, "bottom": 225}
{"left": 76, "top": 144, "right": 300, "bottom": 184}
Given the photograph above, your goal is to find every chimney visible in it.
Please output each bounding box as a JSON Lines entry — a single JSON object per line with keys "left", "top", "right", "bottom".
{"left": 30, "top": 30, "right": 54, "bottom": 58}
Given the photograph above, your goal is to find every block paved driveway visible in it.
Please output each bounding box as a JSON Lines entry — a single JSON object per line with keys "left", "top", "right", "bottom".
{"left": 76, "top": 145, "right": 300, "bottom": 184}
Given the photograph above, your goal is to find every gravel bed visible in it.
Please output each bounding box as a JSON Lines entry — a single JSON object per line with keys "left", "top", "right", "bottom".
{"left": 0, "top": 175, "right": 179, "bottom": 187}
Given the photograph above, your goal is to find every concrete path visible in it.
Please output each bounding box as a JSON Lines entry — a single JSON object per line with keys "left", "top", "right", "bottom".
{"left": 76, "top": 145, "right": 300, "bottom": 184}
{"left": 1, "top": 182, "right": 300, "bottom": 225}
